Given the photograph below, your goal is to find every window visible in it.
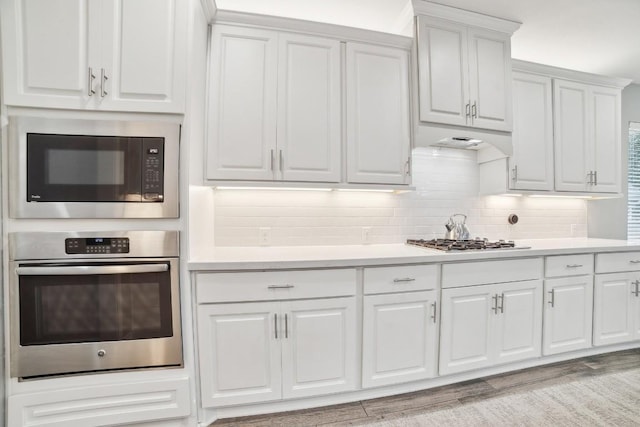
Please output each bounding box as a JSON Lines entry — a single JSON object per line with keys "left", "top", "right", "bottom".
{"left": 628, "top": 122, "right": 640, "bottom": 238}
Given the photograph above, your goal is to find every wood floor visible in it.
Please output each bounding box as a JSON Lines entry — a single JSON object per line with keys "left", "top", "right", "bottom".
{"left": 210, "top": 348, "right": 640, "bottom": 426}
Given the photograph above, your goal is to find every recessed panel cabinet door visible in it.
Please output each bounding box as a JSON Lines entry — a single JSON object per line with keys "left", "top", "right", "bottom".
{"left": 99, "top": 0, "right": 187, "bottom": 112}
{"left": 206, "top": 26, "right": 278, "bottom": 181}
{"left": 198, "top": 302, "right": 282, "bottom": 407}
{"left": 281, "top": 297, "right": 357, "bottom": 399}
{"left": 509, "top": 72, "right": 554, "bottom": 191}
{"left": 2, "top": 0, "right": 94, "bottom": 108}
{"left": 362, "top": 291, "right": 438, "bottom": 388}
{"left": 416, "top": 18, "right": 469, "bottom": 126}
{"left": 543, "top": 276, "right": 594, "bottom": 355}
{"left": 593, "top": 273, "right": 635, "bottom": 346}
{"left": 439, "top": 284, "right": 494, "bottom": 375}
{"left": 590, "top": 86, "right": 621, "bottom": 193}
{"left": 346, "top": 42, "right": 410, "bottom": 184}
{"left": 554, "top": 79, "right": 590, "bottom": 192}
{"left": 277, "top": 34, "right": 341, "bottom": 182}
{"left": 494, "top": 280, "right": 542, "bottom": 364}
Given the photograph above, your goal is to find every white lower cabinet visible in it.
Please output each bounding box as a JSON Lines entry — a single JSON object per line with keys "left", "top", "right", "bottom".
{"left": 198, "top": 297, "right": 357, "bottom": 407}
{"left": 543, "top": 276, "right": 594, "bottom": 355}
{"left": 439, "top": 280, "right": 542, "bottom": 375}
{"left": 594, "top": 272, "right": 640, "bottom": 346}
{"left": 362, "top": 290, "right": 438, "bottom": 388}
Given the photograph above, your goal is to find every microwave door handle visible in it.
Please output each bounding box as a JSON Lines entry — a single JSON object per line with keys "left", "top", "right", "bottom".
{"left": 16, "top": 263, "right": 169, "bottom": 276}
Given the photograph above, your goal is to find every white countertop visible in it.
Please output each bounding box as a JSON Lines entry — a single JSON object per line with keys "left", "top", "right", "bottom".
{"left": 188, "top": 238, "right": 640, "bottom": 271}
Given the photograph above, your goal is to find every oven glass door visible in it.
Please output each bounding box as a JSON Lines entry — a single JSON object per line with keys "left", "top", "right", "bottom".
{"left": 26, "top": 133, "right": 142, "bottom": 202}
{"left": 18, "top": 263, "right": 174, "bottom": 346}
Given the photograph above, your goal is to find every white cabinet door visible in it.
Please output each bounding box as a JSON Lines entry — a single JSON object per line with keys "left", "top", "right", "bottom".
{"left": 206, "top": 25, "right": 278, "bottom": 181}
{"left": 362, "top": 291, "right": 438, "bottom": 388}
{"left": 543, "top": 276, "right": 594, "bottom": 355}
{"left": 346, "top": 42, "right": 410, "bottom": 185}
{"left": 509, "top": 72, "right": 554, "bottom": 191}
{"left": 277, "top": 34, "right": 341, "bottom": 183}
{"left": 98, "top": 0, "right": 186, "bottom": 113}
{"left": 554, "top": 79, "right": 590, "bottom": 192}
{"left": 281, "top": 297, "right": 357, "bottom": 399}
{"left": 593, "top": 273, "right": 636, "bottom": 346}
{"left": 1, "top": 0, "right": 95, "bottom": 109}
{"left": 590, "top": 86, "right": 621, "bottom": 193}
{"left": 416, "top": 17, "right": 469, "bottom": 126}
{"left": 198, "top": 302, "right": 282, "bottom": 407}
{"left": 493, "top": 280, "right": 543, "bottom": 365}
{"left": 439, "top": 284, "right": 494, "bottom": 375}
{"left": 467, "top": 27, "right": 512, "bottom": 131}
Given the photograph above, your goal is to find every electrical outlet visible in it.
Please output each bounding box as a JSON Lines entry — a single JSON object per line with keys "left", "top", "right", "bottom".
{"left": 259, "top": 227, "right": 271, "bottom": 246}
{"left": 362, "top": 227, "right": 371, "bottom": 244}
{"left": 571, "top": 224, "right": 579, "bottom": 237}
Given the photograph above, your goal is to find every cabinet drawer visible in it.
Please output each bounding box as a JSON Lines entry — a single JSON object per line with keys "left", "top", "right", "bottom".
{"left": 441, "top": 258, "right": 543, "bottom": 288}
{"left": 545, "top": 254, "right": 594, "bottom": 277}
{"left": 196, "top": 269, "right": 356, "bottom": 303}
{"left": 363, "top": 264, "right": 438, "bottom": 295}
{"left": 596, "top": 252, "right": 640, "bottom": 273}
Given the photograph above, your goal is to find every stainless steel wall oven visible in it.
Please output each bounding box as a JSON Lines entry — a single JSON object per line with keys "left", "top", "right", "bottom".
{"left": 9, "top": 116, "right": 180, "bottom": 218}
{"left": 9, "top": 231, "right": 182, "bottom": 379}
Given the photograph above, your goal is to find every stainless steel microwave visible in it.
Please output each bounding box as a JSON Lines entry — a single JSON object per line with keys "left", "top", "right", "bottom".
{"left": 9, "top": 116, "right": 180, "bottom": 218}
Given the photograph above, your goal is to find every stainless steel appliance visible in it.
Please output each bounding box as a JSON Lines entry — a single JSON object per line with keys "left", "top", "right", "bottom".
{"left": 407, "top": 238, "right": 530, "bottom": 251}
{"left": 9, "top": 116, "right": 180, "bottom": 218}
{"left": 9, "top": 231, "right": 182, "bottom": 379}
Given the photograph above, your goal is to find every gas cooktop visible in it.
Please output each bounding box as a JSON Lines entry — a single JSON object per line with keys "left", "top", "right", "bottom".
{"left": 407, "top": 238, "right": 529, "bottom": 252}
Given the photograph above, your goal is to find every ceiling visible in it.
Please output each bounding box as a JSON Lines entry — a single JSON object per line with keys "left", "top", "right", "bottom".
{"left": 215, "top": 0, "right": 640, "bottom": 84}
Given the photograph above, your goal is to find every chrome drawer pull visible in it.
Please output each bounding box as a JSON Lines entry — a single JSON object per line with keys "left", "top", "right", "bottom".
{"left": 566, "top": 264, "right": 583, "bottom": 268}
{"left": 630, "top": 260, "right": 640, "bottom": 264}
{"left": 267, "top": 285, "right": 294, "bottom": 289}
{"left": 393, "top": 278, "right": 416, "bottom": 283}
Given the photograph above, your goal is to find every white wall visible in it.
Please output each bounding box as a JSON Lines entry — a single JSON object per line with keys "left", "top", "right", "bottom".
{"left": 588, "top": 83, "right": 640, "bottom": 239}
{"left": 210, "top": 147, "right": 587, "bottom": 246}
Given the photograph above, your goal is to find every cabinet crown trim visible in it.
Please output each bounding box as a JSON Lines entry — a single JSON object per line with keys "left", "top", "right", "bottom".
{"left": 412, "top": 1, "right": 521, "bottom": 34}
{"left": 512, "top": 59, "right": 632, "bottom": 89}
{"left": 212, "top": 10, "right": 412, "bottom": 49}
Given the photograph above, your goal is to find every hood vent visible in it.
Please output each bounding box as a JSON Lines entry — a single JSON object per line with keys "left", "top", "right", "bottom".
{"left": 414, "top": 123, "right": 513, "bottom": 157}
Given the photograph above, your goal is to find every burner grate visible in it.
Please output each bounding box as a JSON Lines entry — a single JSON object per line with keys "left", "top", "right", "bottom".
{"left": 407, "top": 238, "right": 516, "bottom": 251}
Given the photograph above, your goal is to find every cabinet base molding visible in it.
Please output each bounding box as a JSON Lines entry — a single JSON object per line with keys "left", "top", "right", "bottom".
{"left": 200, "top": 341, "right": 640, "bottom": 425}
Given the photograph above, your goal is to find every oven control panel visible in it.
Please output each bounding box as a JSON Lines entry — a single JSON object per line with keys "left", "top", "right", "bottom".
{"left": 65, "top": 237, "right": 130, "bottom": 254}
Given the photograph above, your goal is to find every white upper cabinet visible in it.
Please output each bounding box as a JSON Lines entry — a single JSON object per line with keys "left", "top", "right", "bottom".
{"left": 345, "top": 42, "right": 411, "bottom": 184}
{"left": 509, "top": 71, "right": 554, "bottom": 191}
{"left": 415, "top": 3, "right": 519, "bottom": 132}
{"left": 1, "top": 0, "right": 187, "bottom": 113}
{"left": 554, "top": 79, "right": 622, "bottom": 193}
{"left": 206, "top": 25, "right": 341, "bottom": 183}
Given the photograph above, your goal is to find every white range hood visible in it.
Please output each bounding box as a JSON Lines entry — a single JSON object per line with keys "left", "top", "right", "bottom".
{"left": 414, "top": 123, "right": 513, "bottom": 159}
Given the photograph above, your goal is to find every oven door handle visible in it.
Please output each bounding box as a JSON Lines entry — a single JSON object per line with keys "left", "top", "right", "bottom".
{"left": 16, "top": 263, "right": 169, "bottom": 276}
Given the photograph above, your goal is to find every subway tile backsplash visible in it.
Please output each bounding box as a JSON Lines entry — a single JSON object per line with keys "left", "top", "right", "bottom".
{"left": 213, "top": 148, "right": 587, "bottom": 246}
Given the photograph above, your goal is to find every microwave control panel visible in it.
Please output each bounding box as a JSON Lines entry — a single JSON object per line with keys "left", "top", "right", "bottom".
{"left": 65, "top": 237, "right": 130, "bottom": 254}
{"left": 142, "top": 138, "right": 165, "bottom": 202}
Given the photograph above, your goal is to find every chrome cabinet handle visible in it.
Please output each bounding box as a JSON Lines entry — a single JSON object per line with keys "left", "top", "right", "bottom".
{"left": 566, "top": 264, "right": 583, "bottom": 268}
{"left": 285, "top": 313, "right": 289, "bottom": 338}
{"left": 279, "top": 150, "right": 283, "bottom": 171}
{"left": 16, "top": 264, "right": 168, "bottom": 276}
{"left": 274, "top": 313, "right": 278, "bottom": 339}
{"left": 471, "top": 101, "right": 477, "bottom": 118}
{"left": 492, "top": 294, "right": 498, "bottom": 314}
{"left": 267, "top": 285, "right": 294, "bottom": 289}
{"left": 88, "top": 67, "right": 96, "bottom": 96}
{"left": 393, "top": 278, "right": 416, "bottom": 283}
{"left": 405, "top": 157, "right": 411, "bottom": 176}
{"left": 511, "top": 165, "right": 518, "bottom": 182}
{"left": 594, "top": 170, "right": 598, "bottom": 186}
{"left": 100, "top": 68, "right": 108, "bottom": 97}
{"left": 465, "top": 102, "right": 471, "bottom": 119}
{"left": 499, "top": 293, "right": 505, "bottom": 314}
{"left": 633, "top": 280, "right": 640, "bottom": 297}
{"left": 548, "top": 289, "right": 555, "bottom": 307}
{"left": 587, "top": 171, "right": 593, "bottom": 185}
{"left": 431, "top": 302, "right": 437, "bottom": 323}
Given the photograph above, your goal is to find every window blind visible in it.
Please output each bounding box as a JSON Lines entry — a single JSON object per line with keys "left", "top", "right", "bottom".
{"left": 628, "top": 122, "right": 640, "bottom": 239}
